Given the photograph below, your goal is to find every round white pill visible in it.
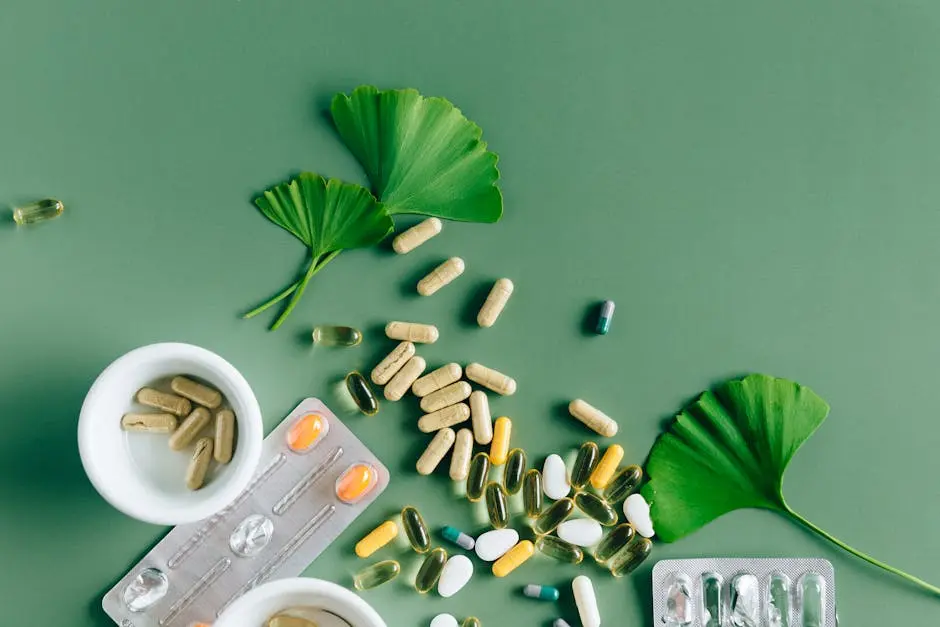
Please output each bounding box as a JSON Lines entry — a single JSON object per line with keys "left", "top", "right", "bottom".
{"left": 542, "top": 454, "right": 571, "bottom": 500}
{"left": 557, "top": 518, "right": 604, "bottom": 547}
{"left": 573, "top": 575, "right": 601, "bottom": 627}
{"left": 624, "top": 493, "right": 655, "bottom": 538}
{"left": 437, "top": 554, "right": 473, "bottom": 598}
{"left": 474, "top": 528, "right": 519, "bottom": 562}
{"left": 430, "top": 614, "right": 459, "bottom": 627}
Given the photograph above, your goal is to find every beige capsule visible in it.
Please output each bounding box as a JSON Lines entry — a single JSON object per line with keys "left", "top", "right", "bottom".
{"left": 418, "top": 403, "right": 471, "bottom": 433}
{"left": 186, "top": 437, "right": 214, "bottom": 490}
{"left": 214, "top": 409, "right": 236, "bottom": 464}
{"left": 137, "top": 388, "right": 191, "bottom": 417}
{"left": 416, "top": 257, "right": 465, "bottom": 296}
{"left": 121, "top": 413, "right": 177, "bottom": 433}
{"left": 449, "top": 428, "right": 474, "bottom": 481}
{"left": 412, "top": 363, "right": 462, "bottom": 397}
{"left": 168, "top": 406, "right": 212, "bottom": 450}
{"left": 392, "top": 217, "right": 442, "bottom": 254}
{"left": 371, "top": 341, "right": 416, "bottom": 385}
{"left": 385, "top": 322, "right": 439, "bottom": 344}
{"left": 466, "top": 363, "right": 516, "bottom": 396}
{"left": 469, "top": 390, "right": 493, "bottom": 444}
{"left": 170, "top": 376, "right": 222, "bottom": 409}
{"left": 419, "top": 381, "right": 472, "bottom": 413}
{"left": 477, "top": 278, "right": 514, "bottom": 327}
{"left": 416, "top": 428, "right": 456, "bottom": 475}
{"left": 568, "top": 399, "right": 618, "bottom": 437}
{"left": 384, "top": 356, "right": 427, "bottom": 401}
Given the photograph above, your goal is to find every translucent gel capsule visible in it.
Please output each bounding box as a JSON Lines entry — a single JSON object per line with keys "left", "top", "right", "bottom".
{"left": 12, "top": 198, "right": 64, "bottom": 225}
{"left": 767, "top": 572, "right": 791, "bottom": 627}
{"left": 286, "top": 413, "right": 329, "bottom": 453}
{"left": 353, "top": 560, "right": 400, "bottom": 590}
{"left": 461, "top": 619, "right": 481, "bottom": 627}
{"left": 122, "top": 568, "right": 168, "bottom": 612}
{"left": 608, "top": 536, "right": 652, "bottom": 577}
{"left": 229, "top": 514, "right": 274, "bottom": 557}
{"left": 574, "top": 492, "right": 618, "bottom": 526}
{"left": 604, "top": 464, "right": 643, "bottom": 503}
{"left": 800, "top": 572, "right": 826, "bottom": 627}
{"left": 503, "top": 448, "right": 526, "bottom": 494}
{"left": 702, "top": 572, "right": 724, "bottom": 627}
{"left": 355, "top": 521, "right": 399, "bottom": 558}
{"left": 534, "top": 497, "right": 575, "bottom": 534}
{"left": 492, "top": 540, "right": 534, "bottom": 577}
{"left": 522, "top": 469, "right": 543, "bottom": 518}
{"left": 466, "top": 452, "right": 490, "bottom": 502}
{"left": 484, "top": 482, "right": 509, "bottom": 529}
{"left": 593, "top": 523, "right": 635, "bottom": 564}
{"left": 571, "top": 442, "right": 599, "bottom": 490}
{"left": 535, "top": 534, "right": 584, "bottom": 564}
{"left": 415, "top": 547, "right": 448, "bottom": 593}
{"left": 345, "top": 371, "right": 378, "bottom": 416}
{"left": 401, "top": 506, "right": 431, "bottom": 553}
{"left": 312, "top": 325, "right": 362, "bottom": 347}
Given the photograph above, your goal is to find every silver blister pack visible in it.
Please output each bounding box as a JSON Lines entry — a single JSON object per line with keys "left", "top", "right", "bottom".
{"left": 652, "top": 558, "right": 837, "bottom": 627}
{"left": 103, "top": 398, "right": 389, "bottom": 627}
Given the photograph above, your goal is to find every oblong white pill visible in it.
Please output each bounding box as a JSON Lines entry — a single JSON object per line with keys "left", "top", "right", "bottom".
{"left": 430, "top": 614, "right": 459, "bottom": 627}
{"left": 542, "top": 454, "right": 571, "bottom": 500}
{"left": 557, "top": 518, "right": 604, "bottom": 547}
{"left": 573, "top": 575, "right": 601, "bottom": 627}
{"left": 474, "top": 528, "right": 519, "bottom": 562}
{"left": 437, "top": 554, "right": 473, "bottom": 598}
{"left": 624, "top": 493, "right": 655, "bottom": 538}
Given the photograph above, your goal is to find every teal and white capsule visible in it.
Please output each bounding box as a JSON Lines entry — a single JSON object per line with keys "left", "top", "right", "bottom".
{"left": 524, "top": 584, "right": 560, "bottom": 601}
{"left": 596, "top": 300, "right": 615, "bottom": 334}
{"left": 441, "top": 525, "right": 475, "bottom": 551}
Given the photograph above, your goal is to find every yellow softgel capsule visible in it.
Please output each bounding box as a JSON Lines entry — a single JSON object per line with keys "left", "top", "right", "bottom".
{"left": 355, "top": 520, "right": 399, "bottom": 558}
{"left": 489, "top": 417, "right": 512, "bottom": 466}
{"left": 589, "top": 444, "right": 625, "bottom": 489}
{"left": 417, "top": 256, "right": 465, "bottom": 296}
{"left": 286, "top": 413, "right": 329, "bottom": 453}
{"left": 335, "top": 463, "right": 378, "bottom": 504}
{"left": 492, "top": 540, "right": 535, "bottom": 577}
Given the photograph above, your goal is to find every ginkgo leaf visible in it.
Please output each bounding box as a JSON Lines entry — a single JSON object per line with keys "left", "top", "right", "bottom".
{"left": 331, "top": 85, "right": 503, "bottom": 223}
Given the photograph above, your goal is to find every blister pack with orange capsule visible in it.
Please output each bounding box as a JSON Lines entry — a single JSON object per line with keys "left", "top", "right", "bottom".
{"left": 103, "top": 398, "right": 389, "bottom": 627}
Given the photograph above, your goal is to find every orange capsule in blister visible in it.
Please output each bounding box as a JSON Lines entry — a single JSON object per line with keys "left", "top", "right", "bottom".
{"left": 336, "top": 463, "right": 378, "bottom": 504}
{"left": 287, "top": 413, "right": 329, "bottom": 453}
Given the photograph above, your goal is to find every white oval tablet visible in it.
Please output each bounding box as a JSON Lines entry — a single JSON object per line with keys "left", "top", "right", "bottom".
{"left": 573, "top": 575, "right": 601, "bottom": 627}
{"left": 430, "top": 614, "right": 459, "bottom": 627}
{"left": 542, "top": 454, "right": 570, "bottom": 500}
{"left": 474, "top": 528, "right": 519, "bottom": 562}
{"left": 624, "top": 493, "right": 655, "bottom": 538}
{"left": 437, "top": 554, "right": 473, "bottom": 598}
{"left": 557, "top": 518, "right": 604, "bottom": 547}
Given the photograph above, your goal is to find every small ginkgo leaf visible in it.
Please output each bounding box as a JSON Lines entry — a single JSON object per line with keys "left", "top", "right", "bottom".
{"left": 331, "top": 85, "right": 503, "bottom": 223}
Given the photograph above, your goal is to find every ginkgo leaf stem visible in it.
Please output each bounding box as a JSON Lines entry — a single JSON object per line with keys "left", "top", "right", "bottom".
{"left": 242, "top": 279, "right": 302, "bottom": 320}
{"left": 268, "top": 250, "right": 341, "bottom": 330}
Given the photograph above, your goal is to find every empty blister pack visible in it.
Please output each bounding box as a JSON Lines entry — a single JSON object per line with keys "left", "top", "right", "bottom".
{"left": 103, "top": 398, "right": 389, "bottom": 627}
{"left": 652, "top": 558, "right": 836, "bottom": 627}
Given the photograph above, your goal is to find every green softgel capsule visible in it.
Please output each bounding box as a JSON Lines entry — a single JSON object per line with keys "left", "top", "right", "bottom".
{"left": 604, "top": 464, "right": 643, "bottom": 503}
{"left": 415, "top": 547, "right": 447, "bottom": 593}
{"left": 593, "top": 523, "right": 635, "bottom": 563}
{"left": 353, "top": 560, "right": 400, "bottom": 590}
{"left": 535, "top": 534, "right": 583, "bottom": 564}
{"left": 12, "top": 198, "right": 64, "bottom": 226}
{"left": 574, "top": 492, "right": 618, "bottom": 526}
{"left": 534, "top": 498, "right": 574, "bottom": 535}
{"left": 570, "top": 442, "right": 599, "bottom": 489}
{"left": 312, "top": 325, "right": 363, "bottom": 347}
{"left": 485, "top": 481, "right": 509, "bottom": 529}
{"left": 462, "top": 619, "right": 482, "bottom": 627}
{"left": 401, "top": 506, "right": 430, "bottom": 554}
{"left": 503, "top": 448, "right": 526, "bottom": 494}
{"left": 345, "top": 371, "right": 378, "bottom": 416}
{"left": 523, "top": 469, "right": 543, "bottom": 518}
{"left": 608, "top": 537, "right": 652, "bottom": 577}
{"left": 466, "top": 452, "right": 490, "bottom": 502}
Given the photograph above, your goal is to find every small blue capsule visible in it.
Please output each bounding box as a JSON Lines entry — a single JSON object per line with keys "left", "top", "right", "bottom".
{"left": 524, "top": 583, "right": 560, "bottom": 601}
{"left": 595, "top": 300, "right": 615, "bottom": 335}
{"left": 441, "top": 525, "right": 475, "bottom": 551}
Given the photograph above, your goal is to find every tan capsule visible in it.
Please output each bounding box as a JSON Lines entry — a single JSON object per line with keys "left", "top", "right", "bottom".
{"left": 477, "top": 278, "right": 514, "bottom": 327}
{"left": 449, "top": 428, "right": 474, "bottom": 481}
{"left": 121, "top": 413, "right": 177, "bottom": 433}
{"left": 416, "top": 257, "right": 465, "bottom": 296}
{"left": 418, "top": 403, "right": 470, "bottom": 433}
{"left": 412, "top": 363, "right": 462, "bottom": 397}
{"left": 416, "top": 428, "right": 456, "bottom": 475}
{"left": 469, "top": 390, "right": 493, "bottom": 444}
{"left": 214, "top": 409, "right": 235, "bottom": 463}
{"left": 185, "top": 437, "right": 214, "bottom": 490}
{"left": 419, "top": 380, "right": 472, "bottom": 413}
{"left": 384, "top": 356, "right": 427, "bottom": 401}
{"left": 170, "top": 376, "right": 222, "bottom": 409}
{"left": 392, "top": 217, "right": 442, "bottom": 254}
{"left": 466, "top": 363, "right": 516, "bottom": 396}
{"left": 168, "top": 407, "right": 212, "bottom": 451}
{"left": 568, "top": 399, "right": 618, "bottom": 437}
{"left": 136, "top": 388, "right": 191, "bottom": 417}
{"left": 371, "top": 341, "right": 416, "bottom": 385}
{"left": 385, "top": 322, "right": 439, "bottom": 344}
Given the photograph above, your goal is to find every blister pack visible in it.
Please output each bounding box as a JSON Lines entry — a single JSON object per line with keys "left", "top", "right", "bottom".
{"left": 103, "top": 398, "right": 389, "bottom": 627}
{"left": 652, "top": 558, "right": 836, "bottom": 627}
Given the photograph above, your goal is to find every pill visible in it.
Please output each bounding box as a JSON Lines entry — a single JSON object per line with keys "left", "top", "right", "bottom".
{"left": 474, "top": 528, "right": 519, "bottom": 561}
{"left": 420, "top": 380, "right": 472, "bottom": 413}
{"left": 429, "top": 614, "right": 458, "bottom": 627}
{"left": 568, "top": 399, "right": 618, "bottom": 437}
{"left": 401, "top": 506, "right": 431, "bottom": 553}
{"left": 535, "top": 535, "right": 584, "bottom": 565}
{"left": 437, "top": 554, "right": 473, "bottom": 597}
{"left": 392, "top": 217, "right": 443, "bottom": 254}
{"left": 121, "top": 413, "right": 177, "bottom": 433}
{"left": 185, "top": 437, "right": 213, "bottom": 490}
{"left": 469, "top": 390, "right": 493, "bottom": 444}
{"left": 353, "top": 560, "right": 400, "bottom": 590}
{"left": 623, "top": 493, "right": 655, "bottom": 538}
{"left": 466, "top": 452, "right": 490, "bottom": 502}
{"left": 169, "top": 407, "right": 212, "bottom": 451}
{"left": 137, "top": 387, "right": 191, "bottom": 417}
{"left": 608, "top": 536, "right": 652, "bottom": 577}
{"left": 384, "top": 355, "right": 427, "bottom": 401}
{"left": 596, "top": 300, "right": 615, "bottom": 335}
{"left": 604, "top": 464, "right": 643, "bottom": 503}
{"left": 12, "top": 198, "right": 64, "bottom": 225}
{"left": 485, "top": 482, "right": 509, "bottom": 528}
{"left": 466, "top": 362, "right": 516, "bottom": 395}
{"left": 355, "top": 521, "right": 399, "bottom": 558}
{"left": 335, "top": 463, "right": 378, "bottom": 504}
{"left": 371, "top": 341, "right": 416, "bottom": 385}
{"left": 557, "top": 519, "right": 604, "bottom": 547}
{"left": 170, "top": 376, "right": 222, "bottom": 409}
{"left": 477, "top": 278, "right": 514, "bottom": 327}
{"left": 345, "top": 371, "right": 379, "bottom": 416}
{"left": 415, "top": 547, "right": 448, "bottom": 593}
{"left": 542, "top": 454, "right": 571, "bottom": 500}
{"left": 417, "top": 257, "right": 465, "bottom": 296}
{"left": 286, "top": 412, "right": 329, "bottom": 453}
{"left": 593, "top": 523, "right": 635, "bottom": 564}
{"left": 412, "top": 362, "right": 462, "bottom": 397}
{"left": 449, "top": 428, "right": 473, "bottom": 481}
{"left": 418, "top": 403, "right": 471, "bottom": 433}
{"left": 489, "top": 417, "right": 512, "bottom": 465}
{"left": 553, "top": 621, "right": 572, "bottom": 627}
{"left": 311, "top": 324, "right": 363, "bottom": 347}
{"left": 441, "top": 525, "right": 475, "bottom": 551}
{"left": 570, "top": 442, "right": 599, "bottom": 490}
{"left": 534, "top": 498, "right": 575, "bottom": 535}
{"left": 492, "top": 540, "right": 535, "bottom": 577}
{"left": 573, "top": 576, "right": 601, "bottom": 627}
{"left": 589, "top": 444, "right": 624, "bottom": 489}
{"left": 574, "top": 492, "right": 618, "bottom": 527}
{"left": 503, "top": 448, "right": 527, "bottom": 494}
{"left": 416, "top": 427, "right": 456, "bottom": 475}
{"left": 461, "top": 619, "right": 481, "bottom": 627}
{"left": 524, "top": 584, "right": 560, "bottom": 601}
{"left": 385, "top": 321, "right": 440, "bottom": 343}
{"left": 214, "top": 409, "right": 235, "bottom": 463}
{"left": 523, "top": 469, "right": 543, "bottom": 518}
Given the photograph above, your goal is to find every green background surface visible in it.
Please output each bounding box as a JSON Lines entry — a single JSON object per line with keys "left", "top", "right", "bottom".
{"left": 1, "top": 1, "right": 939, "bottom": 624}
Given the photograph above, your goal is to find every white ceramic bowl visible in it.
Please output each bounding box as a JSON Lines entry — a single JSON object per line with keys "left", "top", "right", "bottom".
{"left": 214, "top": 578, "right": 386, "bottom": 627}
{"left": 78, "top": 342, "right": 263, "bottom": 525}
